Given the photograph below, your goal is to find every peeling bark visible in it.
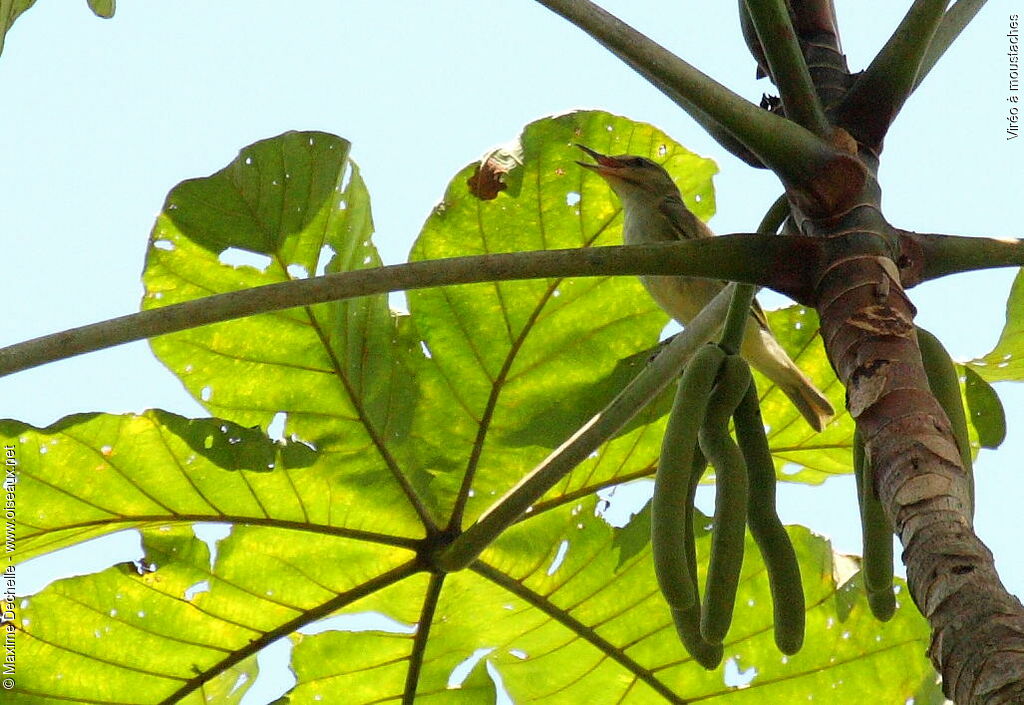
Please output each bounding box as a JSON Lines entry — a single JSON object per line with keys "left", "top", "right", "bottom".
{"left": 810, "top": 200, "right": 1024, "bottom": 703}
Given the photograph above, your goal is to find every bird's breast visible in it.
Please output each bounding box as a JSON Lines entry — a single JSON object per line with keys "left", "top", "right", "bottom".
{"left": 639, "top": 275, "right": 724, "bottom": 324}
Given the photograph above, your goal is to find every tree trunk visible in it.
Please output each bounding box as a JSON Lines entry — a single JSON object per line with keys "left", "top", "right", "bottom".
{"left": 803, "top": 156, "right": 1024, "bottom": 703}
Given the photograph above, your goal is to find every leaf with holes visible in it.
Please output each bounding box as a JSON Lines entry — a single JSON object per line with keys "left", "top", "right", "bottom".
{"left": 8, "top": 117, "right": 931, "bottom": 704}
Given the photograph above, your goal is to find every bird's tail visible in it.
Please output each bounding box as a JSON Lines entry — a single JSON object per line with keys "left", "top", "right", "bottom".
{"left": 776, "top": 374, "right": 835, "bottom": 433}
{"left": 743, "top": 327, "right": 835, "bottom": 432}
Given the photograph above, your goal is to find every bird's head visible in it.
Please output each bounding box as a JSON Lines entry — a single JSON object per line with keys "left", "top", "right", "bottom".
{"left": 575, "top": 144, "right": 679, "bottom": 202}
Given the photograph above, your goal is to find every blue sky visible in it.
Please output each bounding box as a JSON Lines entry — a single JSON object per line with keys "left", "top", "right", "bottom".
{"left": 1, "top": 1, "right": 1021, "bottom": 701}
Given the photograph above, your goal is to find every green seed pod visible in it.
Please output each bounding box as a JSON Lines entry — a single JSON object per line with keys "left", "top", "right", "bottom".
{"left": 917, "top": 326, "right": 974, "bottom": 514}
{"left": 670, "top": 607, "right": 725, "bottom": 670}
{"left": 652, "top": 344, "right": 726, "bottom": 612}
{"left": 667, "top": 444, "right": 722, "bottom": 670}
{"left": 733, "top": 378, "right": 805, "bottom": 654}
{"left": 697, "top": 355, "right": 751, "bottom": 644}
{"left": 854, "top": 430, "right": 896, "bottom": 621}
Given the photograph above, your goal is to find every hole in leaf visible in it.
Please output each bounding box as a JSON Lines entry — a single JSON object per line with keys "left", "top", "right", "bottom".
{"left": 340, "top": 163, "right": 353, "bottom": 193}
{"left": 300, "top": 611, "right": 416, "bottom": 635}
{"left": 314, "top": 244, "right": 336, "bottom": 277}
{"left": 15, "top": 530, "right": 143, "bottom": 595}
{"left": 218, "top": 248, "right": 272, "bottom": 270}
{"left": 546, "top": 540, "right": 569, "bottom": 575}
{"left": 267, "top": 412, "right": 287, "bottom": 442}
{"left": 597, "top": 479, "right": 653, "bottom": 528}
{"left": 723, "top": 657, "right": 757, "bottom": 687}
{"left": 228, "top": 672, "right": 249, "bottom": 696}
{"left": 448, "top": 647, "right": 494, "bottom": 689}
{"left": 249, "top": 638, "right": 295, "bottom": 703}
{"left": 184, "top": 581, "right": 210, "bottom": 601}
{"left": 193, "top": 523, "right": 232, "bottom": 569}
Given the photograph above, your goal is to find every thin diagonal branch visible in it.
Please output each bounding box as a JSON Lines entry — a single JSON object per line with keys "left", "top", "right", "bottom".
{"left": 742, "top": 0, "right": 831, "bottom": 136}
{"left": 832, "top": 0, "right": 948, "bottom": 149}
{"left": 915, "top": 0, "right": 989, "bottom": 88}
{"left": 534, "top": 0, "right": 864, "bottom": 212}
{"left": 0, "top": 237, "right": 823, "bottom": 379}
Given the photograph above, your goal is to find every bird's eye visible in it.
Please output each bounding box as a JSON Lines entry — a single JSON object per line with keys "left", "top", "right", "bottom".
{"left": 629, "top": 157, "right": 649, "bottom": 168}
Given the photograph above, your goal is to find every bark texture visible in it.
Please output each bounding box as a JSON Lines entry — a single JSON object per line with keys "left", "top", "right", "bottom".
{"left": 803, "top": 160, "right": 1024, "bottom": 704}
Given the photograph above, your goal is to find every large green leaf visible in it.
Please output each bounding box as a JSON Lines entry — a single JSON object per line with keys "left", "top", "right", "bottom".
{"left": 7, "top": 433, "right": 936, "bottom": 704}
{"left": 409, "top": 110, "right": 852, "bottom": 514}
{"left": 407, "top": 111, "right": 707, "bottom": 517}
{"left": 7, "top": 118, "right": 934, "bottom": 703}
{"left": 142, "top": 131, "right": 443, "bottom": 520}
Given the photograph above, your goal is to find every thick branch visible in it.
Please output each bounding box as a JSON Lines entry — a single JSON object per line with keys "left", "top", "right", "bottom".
{"left": 790, "top": 0, "right": 842, "bottom": 43}
{"left": 742, "top": 0, "right": 831, "bottom": 135}
{"left": 0, "top": 237, "right": 823, "bottom": 379}
{"left": 832, "top": 0, "right": 947, "bottom": 149}
{"left": 817, "top": 248, "right": 1024, "bottom": 702}
{"left": 541, "top": 0, "right": 762, "bottom": 166}
{"left": 898, "top": 231, "right": 1024, "bottom": 287}
{"left": 533, "top": 0, "right": 866, "bottom": 211}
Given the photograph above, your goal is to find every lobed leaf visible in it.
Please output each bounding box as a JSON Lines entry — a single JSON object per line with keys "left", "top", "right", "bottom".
{"left": 6, "top": 116, "right": 932, "bottom": 704}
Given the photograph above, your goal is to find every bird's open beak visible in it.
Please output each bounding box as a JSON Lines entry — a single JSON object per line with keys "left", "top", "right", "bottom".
{"left": 575, "top": 144, "right": 626, "bottom": 175}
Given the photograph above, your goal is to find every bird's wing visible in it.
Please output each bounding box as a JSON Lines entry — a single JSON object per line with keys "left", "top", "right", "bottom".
{"left": 751, "top": 297, "right": 771, "bottom": 331}
{"left": 657, "top": 194, "right": 715, "bottom": 241}
{"left": 660, "top": 194, "right": 772, "bottom": 331}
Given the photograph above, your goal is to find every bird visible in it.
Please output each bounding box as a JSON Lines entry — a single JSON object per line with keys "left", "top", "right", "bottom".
{"left": 576, "top": 144, "right": 834, "bottom": 432}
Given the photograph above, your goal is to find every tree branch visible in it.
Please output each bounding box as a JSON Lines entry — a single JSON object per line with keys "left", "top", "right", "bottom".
{"left": 533, "top": 0, "right": 865, "bottom": 211}
{"left": 742, "top": 0, "right": 831, "bottom": 136}
{"left": 0, "top": 236, "right": 824, "bottom": 379}
{"left": 898, "top": 231, "right": 1024, "bottom": 287}
{"left": 915, "top": 0, "right": 989, "bottom": 89}
{"left": 832, "top": 0, "right": 948, "bottom": 149}
{"left": 790, "top": 0, "right": 842, "bottom": 43}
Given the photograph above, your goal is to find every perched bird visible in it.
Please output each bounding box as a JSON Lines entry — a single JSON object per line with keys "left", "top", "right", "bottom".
{"left": 576, "top": 144, "right": 834, "bottom": 432}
